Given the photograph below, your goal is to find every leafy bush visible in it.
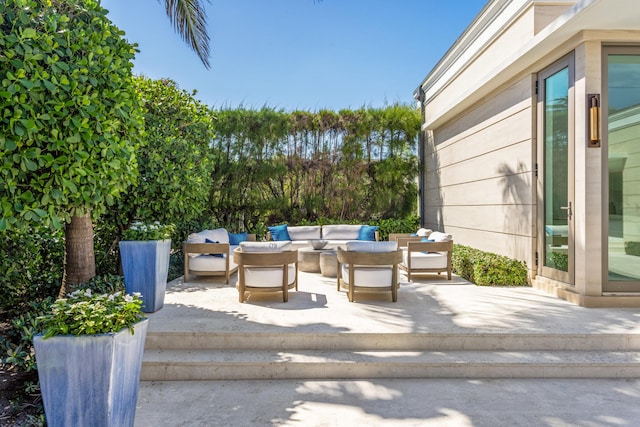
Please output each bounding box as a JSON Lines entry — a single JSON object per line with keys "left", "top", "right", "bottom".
{"left": 0, "top": 228, "right": 63, "bottom": 316}
{"left": 546, "top": 251, "right": 568, "bottom": 271}
{"left": 453, "top": 244, "right": 529, "bottom": 286}
{"left": 624, "top": 241, "right": 640, "bottom": 257}
{"left": 1, "top": 298, "right": 53, "bottom": 374}
{"left": 292, "top": 216, "right": 420, "bottom": 242}
{"left": 168, "top": 251, "right": 185, "bottom": 282}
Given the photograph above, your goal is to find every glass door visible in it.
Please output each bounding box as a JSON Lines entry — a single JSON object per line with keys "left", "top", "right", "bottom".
{"left": 604, "top": 47, "right": 640, "bottom": 292}
{"left": 538, "top": 55, "right": 574, "bottom": 284}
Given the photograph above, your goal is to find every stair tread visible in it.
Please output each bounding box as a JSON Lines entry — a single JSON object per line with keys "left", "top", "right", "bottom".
{"left": 143, "top": 349, "right": 640, "bottom": 365}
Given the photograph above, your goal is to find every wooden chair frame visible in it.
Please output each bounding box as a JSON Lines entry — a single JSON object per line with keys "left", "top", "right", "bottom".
{"left": 336, "top": 247, "right": 403, "bottom": 302}
{"left": 233, "top": 248, "right": 298, "bottom": 303}
{"left": 399, "top": 240, "right": 454, "bottom": 281}
{"left": 183, "top": 234, "right": 256, "bottom": 284}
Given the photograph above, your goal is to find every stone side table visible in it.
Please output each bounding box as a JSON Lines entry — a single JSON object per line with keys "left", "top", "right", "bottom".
{"left": 319, "top": 250, "right": 338, "bottom": 277}
{"left": 298, "top": 247, "right": 322, "bottom": 273}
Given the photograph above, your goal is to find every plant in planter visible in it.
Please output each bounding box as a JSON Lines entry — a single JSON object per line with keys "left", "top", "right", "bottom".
{"left": 119, "top": 221, "right": 175, "bottom": 312}
{"left": 34, "top": 289, "right": 148, "bottom": 427}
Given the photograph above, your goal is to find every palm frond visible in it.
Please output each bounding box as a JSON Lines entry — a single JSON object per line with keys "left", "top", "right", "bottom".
{"left": 163, "top": 0, "right": 211, "bottom": 69}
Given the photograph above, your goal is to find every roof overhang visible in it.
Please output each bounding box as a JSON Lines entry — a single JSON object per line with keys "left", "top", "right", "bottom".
{"left": 420, "top": 0, "right": 640, "bottom": 129}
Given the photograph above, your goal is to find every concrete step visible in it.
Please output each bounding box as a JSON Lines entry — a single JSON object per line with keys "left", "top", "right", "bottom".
{"left": 145, "top": 331, "right": 640, "bottom": 352}
{"left": 142, "top": 331, "right": 640, "bottom": 380}
{"left": 141, "top": 349, "right": 640, "bottom": 380}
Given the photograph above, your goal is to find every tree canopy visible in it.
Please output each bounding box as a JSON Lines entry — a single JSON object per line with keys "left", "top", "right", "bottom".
{"left": 0, "top": 0, "right": 144, "bottom": 232}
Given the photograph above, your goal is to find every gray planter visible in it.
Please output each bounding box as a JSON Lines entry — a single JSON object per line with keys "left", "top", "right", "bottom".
{"left": 119, "top": 239, "right": 171, "bottom": 312}
{"left": 33, "top": 318, "right": 149, "bottom": 427}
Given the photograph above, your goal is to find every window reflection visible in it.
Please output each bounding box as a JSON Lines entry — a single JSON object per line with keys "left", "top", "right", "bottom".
{"left": 608, "top": 54, "right": 640, "bottom": 281}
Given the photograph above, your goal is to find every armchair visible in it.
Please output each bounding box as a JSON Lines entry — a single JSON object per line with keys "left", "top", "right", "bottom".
{"left": 396, "top": 231, "right": 453, "bottom": 281}
{"left": 233, "top": 242, "right": 298, "bottom": 303}
{"left": 336, "top": 241, "right": 402, "bottom": 302}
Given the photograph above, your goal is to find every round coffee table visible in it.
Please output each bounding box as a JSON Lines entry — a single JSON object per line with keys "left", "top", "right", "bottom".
{"left": 319, "top": 250, "right": 338, "bottom": 277}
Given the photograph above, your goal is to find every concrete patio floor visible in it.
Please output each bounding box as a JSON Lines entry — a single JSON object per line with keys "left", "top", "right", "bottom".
{"left": 135, "top": 271, "right": 640, "bottom": 426}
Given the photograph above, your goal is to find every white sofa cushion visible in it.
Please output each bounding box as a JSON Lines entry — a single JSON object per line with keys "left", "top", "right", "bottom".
{"left": 416, "top": 228, "right": 432, "bottom": 237}
{"left": 198, "top": 228, "right": 230, "bottom": 244}
{"left": 403, "top": 251, "right": 447, "bottom": 269}
{"left": 287, "top": 225, "right": 321, "bottom": 240}
{"left": 186, "top": 229, "right": 230, "bottom": 258}
{"left": 428, "top": 231, "right": 452, "bottom": 242}
{"left": 322, "top": 224, "right": 362, "bottom": 240}
{"left": 346, "top": 241, "right": 398, "bottom": 252}
{"left": 243, "top": 264, "right": 297, "bottom": 287}
{"left": 340, "top": 265, "right": 394, "bottom": 287}
{"left": 240, "top": 241, "right": 292, "bottom": 252}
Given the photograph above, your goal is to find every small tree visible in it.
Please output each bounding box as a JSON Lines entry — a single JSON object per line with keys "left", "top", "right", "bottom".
{"left": 0, "top": 0, "right": 144, "bottom": 288}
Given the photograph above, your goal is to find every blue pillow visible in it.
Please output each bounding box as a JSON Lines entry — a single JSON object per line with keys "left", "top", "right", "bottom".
{"left": 357, "top": 225, "right": 379, "bottom": 241}
{"left": 267, "top": 224, "right": 291, "bottom": 241}
{"left": 205, "top": 238, "right": 224, "bottom": 257}
{"left": 228, "top": 231, "right": 249, "bottom": 245}
{"left": 421, "top": 237, "right": 435, "bottom": 253}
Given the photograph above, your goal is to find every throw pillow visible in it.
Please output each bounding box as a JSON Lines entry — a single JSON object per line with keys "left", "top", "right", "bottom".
{"left": 357, "top": 225, "right": 379, "bottom": 241}
{"left": 268, "top": 224, "right": 291, "bottom": 241}
{"left": 228, "top": 231, "right": 249, "bottom": 245}
{"left": 421, "top": 237, "right": 435, "bottom": 254}
{"left": 205, "top": 238, "right": 224, "bottom": 257}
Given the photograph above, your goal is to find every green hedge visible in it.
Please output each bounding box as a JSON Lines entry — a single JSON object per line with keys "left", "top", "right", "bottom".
{"left": 452, "top": 244, "right": 529, "bottom": 287}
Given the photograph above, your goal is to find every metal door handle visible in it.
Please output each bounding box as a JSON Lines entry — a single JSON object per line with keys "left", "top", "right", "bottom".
{"left": 560, "top": 202, "right": 572, "bottom": 220}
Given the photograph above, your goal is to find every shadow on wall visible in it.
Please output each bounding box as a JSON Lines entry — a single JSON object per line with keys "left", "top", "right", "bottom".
{"left": 497, "top": 161, "right": 532, "bottom": 260}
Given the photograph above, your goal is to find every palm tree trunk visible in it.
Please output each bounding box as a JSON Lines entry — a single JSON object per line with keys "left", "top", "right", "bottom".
{"left": 59, "top": 212, "right": 96, "bottom": 296}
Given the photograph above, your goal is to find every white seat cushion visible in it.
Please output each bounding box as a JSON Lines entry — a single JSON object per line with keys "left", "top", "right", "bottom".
{"left": 240, "top": 241, "right": 292, "bottom": 252}
{"left": 189, "top": 254, "right": 237, "bottom": 272}
{"left": 243, "top": 264, "right": 296, "bottom": 287}
{"left": 340, "top": 265, "right": 394, "bottom": 287}
{"left": 403, "top": 250, "right": 447, "bottom": 269}
{"left": 345, "top": 241, "right": 398, "bottom": 252}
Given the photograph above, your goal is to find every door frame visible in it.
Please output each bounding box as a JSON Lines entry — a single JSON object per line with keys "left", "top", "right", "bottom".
{"left": 537, "top": 52, "right": 575, "bottom": 285}
{"left": 602, "top": 45, "right": 640, "bottom": 292}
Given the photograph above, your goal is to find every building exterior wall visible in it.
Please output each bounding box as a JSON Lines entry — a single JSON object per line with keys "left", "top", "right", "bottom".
{"left": 425, "top": 75, "right": 536, "bottom": 270}
{"left": 418, "top": 0, "right": 640, "bottom": 306}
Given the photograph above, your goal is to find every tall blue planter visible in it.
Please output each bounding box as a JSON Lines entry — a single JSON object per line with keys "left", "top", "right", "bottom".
{"left": 33, "top": 319, "right": 149, "bottom": 427}
{"left": 119, "top": 239, "right": 171, "bottom": 313}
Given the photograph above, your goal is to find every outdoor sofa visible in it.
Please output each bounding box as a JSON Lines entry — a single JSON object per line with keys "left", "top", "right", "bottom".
{"left": 266, "top": 224, "right": 380, "bottom": 250}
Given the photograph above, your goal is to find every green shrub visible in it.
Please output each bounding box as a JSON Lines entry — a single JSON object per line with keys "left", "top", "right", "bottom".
{"left": 453, "top": 244, "right": 529, "bottom": 287}
{"left": 546, "top": 251, "right": 568, "bottom": 271}
{"left": 0, "top": 228, "right": 63, "bottom": 317}
{"left": 451, "top": 245, "right": 475, "bottom": 282}
{"left": 624, "top": 241, "right": 640, "bottom": 257}
{"left": 168, "top": 251, "right": 184, "bottom": 282}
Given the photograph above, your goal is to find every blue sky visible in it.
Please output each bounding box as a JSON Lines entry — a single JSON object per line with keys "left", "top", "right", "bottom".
{"left": 100, "top": 0, "right": 487, "bottom": 111}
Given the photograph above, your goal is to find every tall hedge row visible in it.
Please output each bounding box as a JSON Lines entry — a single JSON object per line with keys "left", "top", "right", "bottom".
{"left": 210, "top": 105, "right": 420, "bottom": 230}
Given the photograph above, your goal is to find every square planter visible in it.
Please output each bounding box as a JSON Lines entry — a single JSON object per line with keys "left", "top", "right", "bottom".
{"left": 33, "top": 318, "right": 149, "bottom": 427}
{"left": 119, "top": 239, "right": 171, "bottom": 312}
